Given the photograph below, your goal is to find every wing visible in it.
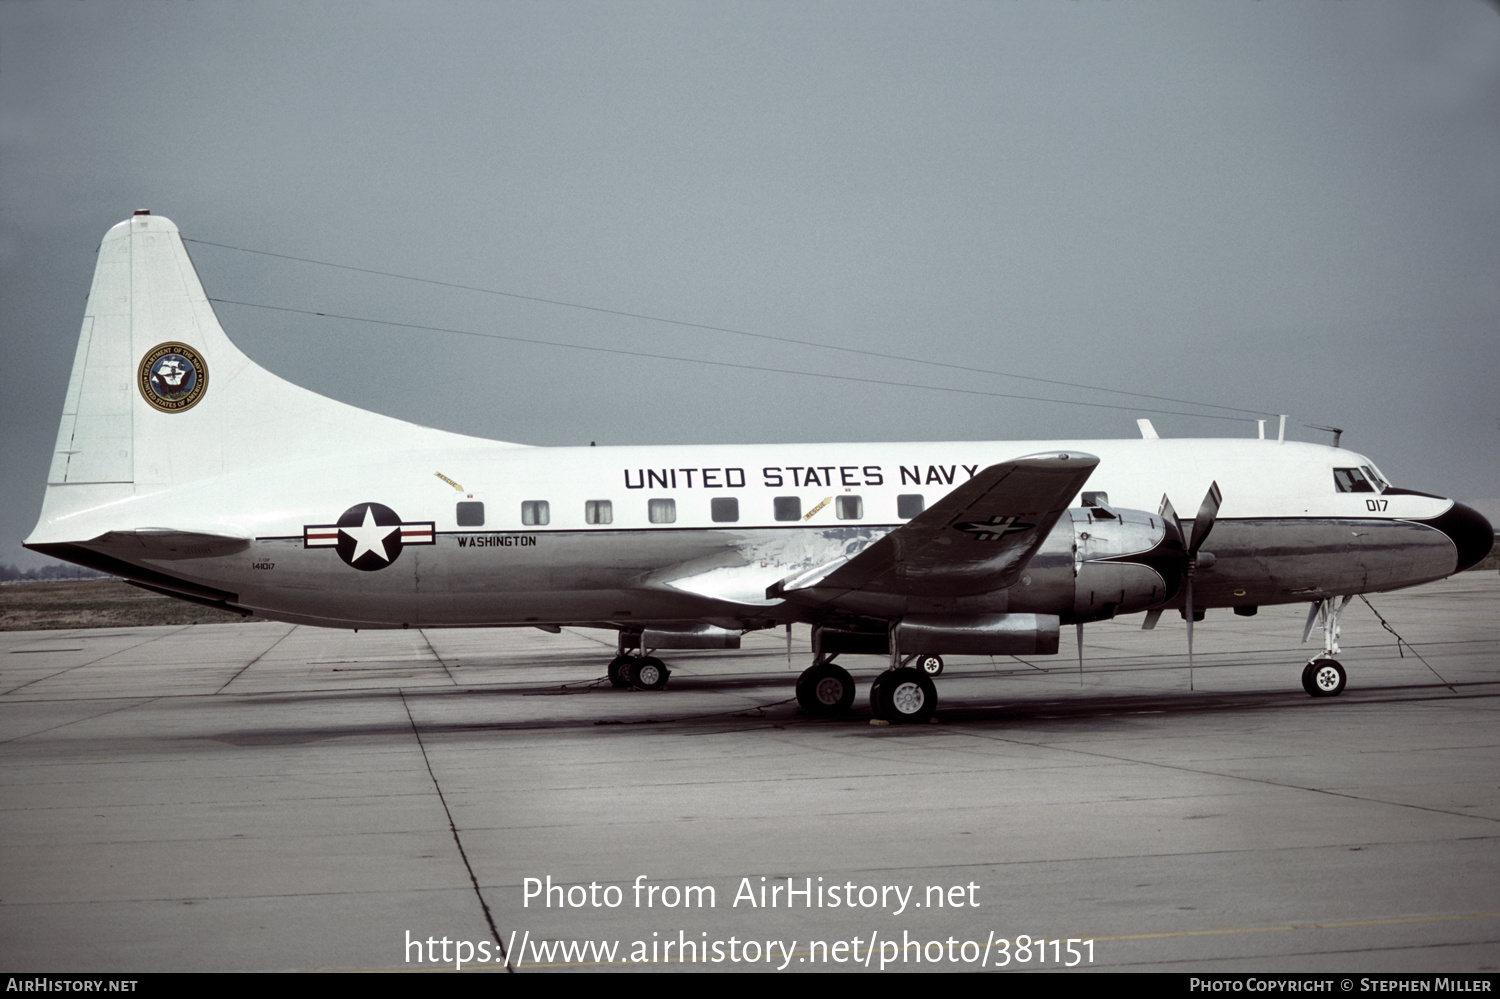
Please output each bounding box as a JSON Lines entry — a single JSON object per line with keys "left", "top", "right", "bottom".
{"left": 769, "top": 451, "right": 1097, "bottom": 607}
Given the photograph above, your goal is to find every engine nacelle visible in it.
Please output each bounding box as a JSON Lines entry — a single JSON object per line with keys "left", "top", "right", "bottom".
{"left": 1068, "top": 506, "right": 1184, "bottom": 621}
{"left": 895, "top": 613, "right": 1060, "bottom": 656}
{"left": 641, "top": 623, "right": 742, "bottom": 649}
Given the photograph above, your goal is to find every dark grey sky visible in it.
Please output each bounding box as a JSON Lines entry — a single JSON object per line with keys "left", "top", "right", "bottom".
{"left": 3, "top": 1, "right": 1497, "bottom": 566}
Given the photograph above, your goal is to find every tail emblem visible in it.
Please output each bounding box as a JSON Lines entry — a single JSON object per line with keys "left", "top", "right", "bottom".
{"left": 138, "top": 342, "right": 209, "bottom": 413}
{"left": 304, "top": 502, "right": 435, "bottom": 571}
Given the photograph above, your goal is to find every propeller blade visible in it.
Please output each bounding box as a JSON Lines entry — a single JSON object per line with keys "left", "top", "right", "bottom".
{"left": 1158, "top": 494, "right": 1180, "bottom": 535}
{"left": 1185, "top": 572, "right": 1195, "bottom": 691}
{"left": 1188, "top": 481, "right": 1222, "bottom": 555}
{"left": 1142, "top": 608, "right": 1162, "bottom": 630}
{"left": 1075, "top": 622, "right": 1084, "bottom": 687}
{"left": 1162, "top": 485, "right": 1220, "bottom": 692}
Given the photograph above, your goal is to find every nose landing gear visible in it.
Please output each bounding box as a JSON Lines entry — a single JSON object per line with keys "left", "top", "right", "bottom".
{"left": 1301, "top": 595, "right": 1352, "bottom": 698}
{"left": 1302, "top": 658, "right": 1347, "bottom": 697}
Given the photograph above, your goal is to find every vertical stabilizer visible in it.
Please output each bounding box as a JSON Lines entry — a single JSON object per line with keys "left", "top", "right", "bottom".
{"left": 29, "top": 212, "right": 519, "bottom": 546}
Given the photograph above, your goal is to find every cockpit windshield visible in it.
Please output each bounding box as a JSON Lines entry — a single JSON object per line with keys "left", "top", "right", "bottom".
{"left": 1333, "top": 467, "right": 1383, "bottom": 494}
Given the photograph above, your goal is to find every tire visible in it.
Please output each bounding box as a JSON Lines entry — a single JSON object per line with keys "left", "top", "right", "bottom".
{"left": 796, "top": 663, "right": 856, "bottom": 715}
{"left": 868, "top": 671, "right": 891, "bottom": 717}
{"left": 917, "top": 654, "right": 944, "bottom": 677}
{"left": 633, "top": 656, "right": 670, "bottom": 691}
{"left": 607, "top": 655, "right": 634, "bottom": 688}
{"left": 1302, "top": 658, "right": 1346, "bottom": 697}
{"left": 870, "top": 667, "right": 937, "bottom": 723}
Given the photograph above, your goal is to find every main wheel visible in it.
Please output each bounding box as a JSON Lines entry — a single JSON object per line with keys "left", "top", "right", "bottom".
{"left": 916, "top": 654, "right": 944, "bottom": 677}
{"left": 870, "top": 667, "right": 937, "bottom": 723}
{"left": 607, "top": 655, "right": 634, "bottom": 688}
{"left": 633, "top": 656, "right": 670, "bottom": 691}
{"left": 868, "top": 671, "right": 892, "bottom": 716}
{"left": 1301, "top": 658, "right": 1346, "bottom": 697}
{"left": 796, "top": 662, "right": 856, "bottom": 715}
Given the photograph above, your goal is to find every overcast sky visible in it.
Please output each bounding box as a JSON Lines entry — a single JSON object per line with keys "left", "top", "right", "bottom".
{"left": 2, "top": 1, "right": 1497, "bottom": 567}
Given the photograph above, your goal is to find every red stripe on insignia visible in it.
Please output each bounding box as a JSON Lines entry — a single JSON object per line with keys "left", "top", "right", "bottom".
{"left": 400, "top": 523, "right": 434, "bottom": 544}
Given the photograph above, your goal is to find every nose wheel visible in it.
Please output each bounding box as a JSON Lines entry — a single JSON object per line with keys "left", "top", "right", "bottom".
{"left": 1302, "top": 658, "right": 1346, "bottom": 697}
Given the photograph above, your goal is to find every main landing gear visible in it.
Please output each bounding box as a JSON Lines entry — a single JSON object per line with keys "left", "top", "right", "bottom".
{"left": 607, "top": 653, "right": 670, "bottom": 690}
{"left": 1300, "top": 595, "right": 1352, "bottom": 698}
{"left": 608, "top": 634, "right": 670, "bottom": 691}
{"left": 869, "top": 667, "right": 937, "bottom": 723}
{"left": 794, "top": 654, "right": 940, "bottom": 723}
{"left": 795, "top": 658, "right": 857, "bottom": 714}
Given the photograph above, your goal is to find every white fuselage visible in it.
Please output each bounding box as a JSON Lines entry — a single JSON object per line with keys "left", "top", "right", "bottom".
{"left": 25, "top": 213, "right": 1489, "bottom": 642}
{"left": 35, "top": 436, "right": 1463, "bottom": 631}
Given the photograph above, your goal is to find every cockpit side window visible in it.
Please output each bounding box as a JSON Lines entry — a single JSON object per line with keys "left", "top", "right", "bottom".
{"left": 1333, "top": 468, "right": 1375, "bottom": 493}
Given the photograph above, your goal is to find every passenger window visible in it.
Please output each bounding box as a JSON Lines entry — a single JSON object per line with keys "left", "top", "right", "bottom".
{"left": 521, "top": 500, "right": 550, "bottom": 526}
{"left": 836, "top": 495, "right": 863, "bottom": 520}
{"left": 711, "top": 497, "right": 739, "bottom": 523}
{"left": 774, "top": 496, "right": 801, "bottom": 521}
{"left": 456, "top": 501, "right": 485, "bottom": 527}
{"left": 897, "top": 494, "right": 924, "bottom": 519}
{"left": 648, "top": 498, "right": 676, "bottom": 524}
{"left": 585, "top": 500, "right": 612, "bottom": 524}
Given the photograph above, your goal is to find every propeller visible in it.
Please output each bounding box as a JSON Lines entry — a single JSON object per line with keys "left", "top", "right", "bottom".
{"left": 1159, "top": 482, "right": 1222, "bottom": 690}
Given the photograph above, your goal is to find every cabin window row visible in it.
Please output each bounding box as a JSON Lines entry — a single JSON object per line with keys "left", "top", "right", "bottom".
{"left": 455, "top": 494, "right": 927, "bottom": 528}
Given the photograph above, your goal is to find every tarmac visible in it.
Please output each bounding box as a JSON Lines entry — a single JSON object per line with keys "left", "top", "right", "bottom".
{"left": 1, "top": 573, "right": 1496, "bottom": 973}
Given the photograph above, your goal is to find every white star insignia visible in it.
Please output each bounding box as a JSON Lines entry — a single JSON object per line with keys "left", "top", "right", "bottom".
{"left": 341, "top": 505, "right": 398, "bottom": 563}
{"left": 952, "top": 515, "right": 1034, "bottom": 541}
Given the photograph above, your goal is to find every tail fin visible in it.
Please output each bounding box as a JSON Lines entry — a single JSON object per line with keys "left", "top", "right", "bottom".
{"left": 29, "top": 212, "right": 516, "bottom": 545}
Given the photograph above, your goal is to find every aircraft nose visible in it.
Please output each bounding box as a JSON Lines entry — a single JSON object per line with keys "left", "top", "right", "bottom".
{"left": 1430, "top": 500, "right": 1494, "bottom": 573}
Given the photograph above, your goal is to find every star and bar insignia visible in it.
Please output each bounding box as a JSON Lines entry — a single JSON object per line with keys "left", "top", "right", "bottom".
{"left": 951, "top": 515, "right": 1035, "bottom": 542}
{"left": 304, "top": 502, "right": 434, "bottom": 571}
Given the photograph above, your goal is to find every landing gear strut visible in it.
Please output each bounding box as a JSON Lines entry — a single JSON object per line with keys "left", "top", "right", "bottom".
{"left": 1301, "top": 595, "right": 1351, "bottom": 698}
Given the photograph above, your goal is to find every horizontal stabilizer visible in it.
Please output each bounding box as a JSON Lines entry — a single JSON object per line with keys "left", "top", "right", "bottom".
{"left": 85, "top": 528, "right": 251, "bottom": 560}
